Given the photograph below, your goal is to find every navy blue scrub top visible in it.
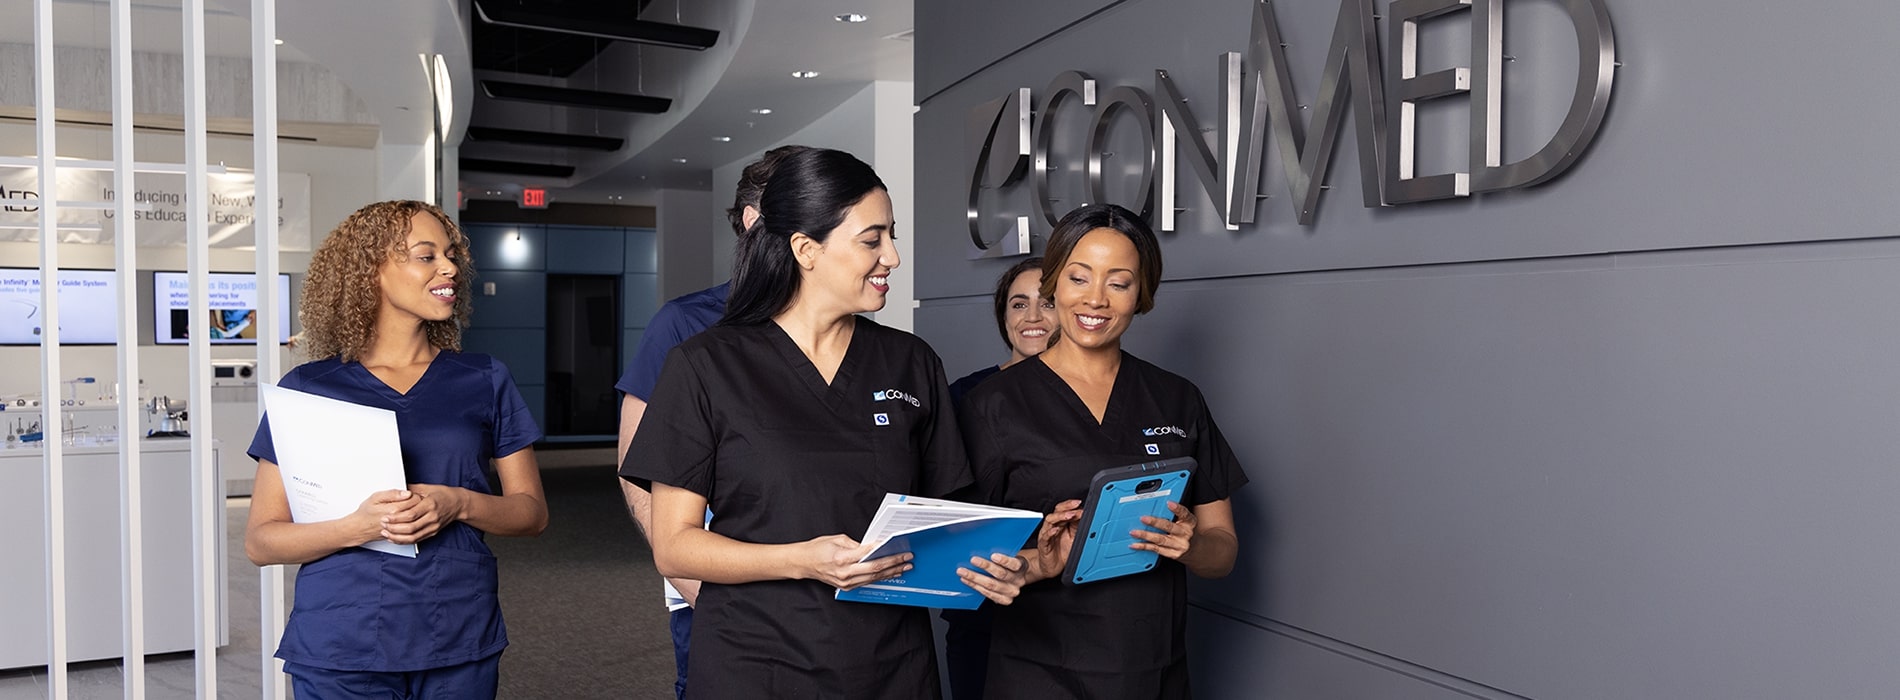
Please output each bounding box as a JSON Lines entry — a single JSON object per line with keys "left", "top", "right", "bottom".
{"left": 621, "top": 317, "right": 970, "bottom": 699}
{"left": 249, "top": 352, "right": 541, "bottom": 672}
{"left": 958, "top": 352, "right": 1248, "bottom": 699}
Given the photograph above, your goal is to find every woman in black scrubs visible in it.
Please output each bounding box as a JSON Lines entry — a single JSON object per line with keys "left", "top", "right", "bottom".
{"left": 959, "top": 203, "right": 1248, "bottom": 699}
{"left": 621, "top": 148, "right": 1028, "bottom": 699}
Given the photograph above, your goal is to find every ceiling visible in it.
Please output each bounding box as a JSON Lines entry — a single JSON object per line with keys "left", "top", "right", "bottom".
{"left": 456, "top": 0, "right": 915, "bottom": 206}
{"left": 5, "top": 0, "right": 915, "bottom": 208}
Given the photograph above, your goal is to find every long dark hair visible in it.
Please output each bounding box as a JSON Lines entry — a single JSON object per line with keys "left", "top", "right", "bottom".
{"left": 721, "top": 148, "right": 887, "bottom": 326}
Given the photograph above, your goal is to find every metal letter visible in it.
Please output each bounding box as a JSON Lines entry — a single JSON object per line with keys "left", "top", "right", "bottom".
{"left": 1088, "top": 85, "right": 1157, "bottom": 221}
{"left": 1384, "top": 0, "right": 1472, "bottom": 204}
{"left": 1229, "top": 0, "right": 1389, "bottom": 225}
{"left": 1033, "top": 71, "right": 1096, "bottom": 230}
{"left": 966, "top": 88, "right": 1033, "bottom": 258}
{"left": 1469, "top": 0, "right": 1616, "bottom": 192}
{"left": 1155, "top": 68, "right": 1233, "bottom": 231}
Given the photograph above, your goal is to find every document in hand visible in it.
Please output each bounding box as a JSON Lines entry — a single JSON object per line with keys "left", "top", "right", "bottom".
{"left": 259, "top": 383, "right": 417, "bottom": 558}
{"left": 835, "top": 494, "right": 1041, "bottom": 610}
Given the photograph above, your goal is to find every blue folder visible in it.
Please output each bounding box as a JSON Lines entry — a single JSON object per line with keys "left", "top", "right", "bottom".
{"left": 836, "top": 494, "right": 1042, "bottom": 609}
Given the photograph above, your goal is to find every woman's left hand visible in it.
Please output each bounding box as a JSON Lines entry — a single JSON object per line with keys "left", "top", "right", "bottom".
{"left": 381, "top": 484, "right": 468, "bottom": 544}
{"left": 1131, "top": 501, "right": 1197, "bottom": 561}
{"left": 957, "top": 552, "right": 1029, "bottom": 605}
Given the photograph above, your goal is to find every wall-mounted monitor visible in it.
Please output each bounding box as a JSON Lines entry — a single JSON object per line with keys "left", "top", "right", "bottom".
{"left": 152, "top": 271, "right": 293, "bottom": 345}
{"left": 0, "top": 267, "right": 120, "bottom": 345}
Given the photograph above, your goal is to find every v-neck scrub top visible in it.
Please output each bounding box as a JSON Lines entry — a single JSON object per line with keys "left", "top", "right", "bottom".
{"left": 248, "top": 352, "right": 541, "bottom": 672}
{"left": 958, "top": 353, "right": 1248, "bottom": 699}
{"left": 621, "top": 317, "right": 971, "bottom": 700}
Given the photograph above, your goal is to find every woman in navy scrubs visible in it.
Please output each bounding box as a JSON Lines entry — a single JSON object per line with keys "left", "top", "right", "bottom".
{"left": 959, "top": 204, "right": 1248, "bottom": 699}
{"left": 245, "top": 200, "right": 547, "bottom": 698}
{"left": 621, "top": 148, "right": 1027, "bottom": 699}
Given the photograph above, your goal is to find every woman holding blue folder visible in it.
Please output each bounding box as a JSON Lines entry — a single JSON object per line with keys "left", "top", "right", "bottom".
{"left": 245, "top": 200, "right": 548, "bottom": 698}
{"left": 622, "top": 148, "right": 1028, "bottom": 699}
{"left": 958, "top": 204, "right": 1249, "bottom": 699}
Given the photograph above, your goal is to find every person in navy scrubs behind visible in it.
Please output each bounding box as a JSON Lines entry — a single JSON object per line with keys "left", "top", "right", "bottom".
{"left": 941, "top": 255, "right": 1053, "bottom": 700}
{"left": 615, "top": 144, "right": 810, "bottom": 700}
{"left": 958, "top": 203, "right": 1249, "bottom": 699}
{"left": 621, "top": 148, "right": 1029, "bottom": 699}
{"left": 246, "top": 200, "right": 548, "bottom": 699}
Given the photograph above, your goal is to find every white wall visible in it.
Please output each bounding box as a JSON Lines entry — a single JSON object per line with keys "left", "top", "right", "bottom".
{"left": 708, "top": 81, "right": 916, "bottom": 329}
{"left": 657, "top": 188, "right": 716, "bottom": 300}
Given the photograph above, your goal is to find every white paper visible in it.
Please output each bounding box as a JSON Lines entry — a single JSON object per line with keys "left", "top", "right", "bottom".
{"left": 260, "top": 383, "right": 417, "bottom": 557}
{"left": 856, "top": 494, "right": 1040, "bottom": 561}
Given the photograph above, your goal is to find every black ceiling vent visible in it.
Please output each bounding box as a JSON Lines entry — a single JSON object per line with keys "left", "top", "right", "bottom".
{"left": 473, "top": 0, "right": 718, "bottom": 51}
{"left": 481, "top": 80, "right": 672, "bottom": 114}
{"left": 467, "top": 126, "right": 625, "bottom": 151}
{"left": 460, "top": 158, "right": 576, "bottom": 179}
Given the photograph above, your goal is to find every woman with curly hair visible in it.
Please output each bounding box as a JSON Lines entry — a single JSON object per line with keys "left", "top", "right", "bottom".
{"left": 245, "top": 200, "right": 547, "bottom": 698}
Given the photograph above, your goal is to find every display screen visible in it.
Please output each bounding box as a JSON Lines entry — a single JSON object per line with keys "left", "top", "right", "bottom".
{"left": 0, "top": 267, "right": 119, "bottom": 345}
{"left": 152, "top": 271, "right": 293, "bottom": 345}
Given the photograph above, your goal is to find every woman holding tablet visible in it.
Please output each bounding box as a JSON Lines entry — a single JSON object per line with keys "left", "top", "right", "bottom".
{"left": 245, "top": 200, "right": 548, "bottom": 698}
{"left": 622, "top": 148, "right": 1027, "bottom": 698}
{"left": 958, "top": 203, "right": 1248, "bottom": 698}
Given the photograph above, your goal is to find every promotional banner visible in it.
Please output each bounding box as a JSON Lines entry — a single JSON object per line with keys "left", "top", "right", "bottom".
{"left": 0, "top": 168, "right": 311, "bottom": 250}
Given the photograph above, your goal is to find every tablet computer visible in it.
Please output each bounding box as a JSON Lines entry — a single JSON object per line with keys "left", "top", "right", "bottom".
{"left": 1061, "top": 457, "right": 1197, "bottom": 585}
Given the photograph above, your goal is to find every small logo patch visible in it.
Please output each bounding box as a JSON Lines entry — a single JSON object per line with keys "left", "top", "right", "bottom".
{"left": 1144, "top": 443, "right": 1160, "bottom": 455}
{"left": 874, "top": 413, "right": 891, "bottom": 426}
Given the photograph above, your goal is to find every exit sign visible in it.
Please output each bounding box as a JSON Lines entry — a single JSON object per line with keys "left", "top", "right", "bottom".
{"left": 520, "top": 188, "right": 548, "bottom": 209}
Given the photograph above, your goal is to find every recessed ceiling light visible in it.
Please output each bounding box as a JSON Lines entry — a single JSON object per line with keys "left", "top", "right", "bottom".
{"left": 273, "top": 38, "right": 284, "bottom": 45}
{"left": 671, "top": 157, "right": 689, "bottom": 164}
{"left": 791, "top": 70, "right": 820, "bottom": 79}
{"left": 835, "top": 13, "right": 869, "bottom": 23}
{"left": 750, "top": 108, "right": 773, "bottom": 115}
{"left": 711, "top": 136, "right": 732, "bottom": 142}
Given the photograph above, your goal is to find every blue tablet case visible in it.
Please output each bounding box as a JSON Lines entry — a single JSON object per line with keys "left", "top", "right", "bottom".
{"left": 1062, "top": 457, "right": 1197, "bottom": 585}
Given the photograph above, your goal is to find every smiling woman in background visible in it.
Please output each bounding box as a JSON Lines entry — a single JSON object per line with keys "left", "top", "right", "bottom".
{"left": 958, "top": 203, "right": 1248, "bottom": 699}
{"left": 245, "top": 200, "right": 547, "bottom": 699}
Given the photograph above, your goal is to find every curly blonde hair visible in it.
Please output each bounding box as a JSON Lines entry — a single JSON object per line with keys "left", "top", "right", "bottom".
{"left": 298, "top": 200, "right": 473, "bottom": 362}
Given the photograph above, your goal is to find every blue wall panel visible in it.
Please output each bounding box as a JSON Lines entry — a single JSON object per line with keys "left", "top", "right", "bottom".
{"left": 463, "top": 224, "right": 545, "bottom": 272}
{"left": 547, "top": 225, "right": 628, "bottom": 275}
{"left": 622, "top": 273, "right": 661, "bottom": 329}
{"left": 461, "top": 328, "right": 546, "bottom": 389}
{"left": 466, "top": 270, "right": 547, "bottom": 330}
{"left": 623, "top": 228, "right": 659, "bottom": 274}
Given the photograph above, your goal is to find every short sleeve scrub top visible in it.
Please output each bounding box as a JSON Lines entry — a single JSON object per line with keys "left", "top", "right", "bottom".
{"left": 959, "top": 352, "right": 1248, "bottom": 700}
{"left": 248, "top": 352, "right": 541, "bottom": 672}
{"left": 621, "top": 318, "right": 971, "bottom": 700}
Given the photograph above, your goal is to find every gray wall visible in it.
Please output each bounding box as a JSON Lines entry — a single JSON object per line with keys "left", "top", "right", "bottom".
{"left": 914, "top": 0, "right": 1900, "bottom": 697}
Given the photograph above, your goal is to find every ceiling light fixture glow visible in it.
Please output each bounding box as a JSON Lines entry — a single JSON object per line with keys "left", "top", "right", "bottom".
{"left": 671, "top": 158, "right": 689, "bottom": 164}
{"left": 711, "top": 136, "right": 732, "bottom": 142}
{"left": 835, "top": 13, "right": 869, "bottom": 23}
{"left": 750, "top": 108, "right": 773, "bottom": 115}
{"left": 791, "top": 70, "right": 820, "bottom": 79}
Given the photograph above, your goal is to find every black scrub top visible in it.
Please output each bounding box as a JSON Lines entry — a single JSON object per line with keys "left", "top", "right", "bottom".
{"left": 621, "top": 317, "right": 970, "bottom": 700}
{"left": 958, "top": 352, "right": 1248, "bottom": 700}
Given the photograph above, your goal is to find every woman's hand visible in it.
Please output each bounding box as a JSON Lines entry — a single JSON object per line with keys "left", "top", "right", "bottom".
{"left": 798, "top": 534, "right": 913, "bottom": 590}
{"left": 1131, "top": 501, "right": 1197, "bottom": 560}
{"left": 347, "top": 489, "right": 420, "bottom": 546}
{"left": 958, "top": 552, "right": 1029, "bottom": 605}
{"left": 1023, "top": 499, "right": 1083, "bottom": 583}
{"left": 379, "top": 483, "right": 470, "bottom": 545}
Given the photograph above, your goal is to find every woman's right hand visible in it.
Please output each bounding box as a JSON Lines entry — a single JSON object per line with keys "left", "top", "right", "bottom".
{"left": 798, "top": 534, "right": 913, "bottom": 590}
{"left": 350, "top": 489, "right": 421, "bottom": 546}
{"left": 1025, "top": 499, "right": 1084, "bottom": 583}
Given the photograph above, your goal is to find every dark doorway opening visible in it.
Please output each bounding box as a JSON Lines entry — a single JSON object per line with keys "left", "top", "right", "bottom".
{"left": 545, "top": 274, "right": 620, "bottom": 437}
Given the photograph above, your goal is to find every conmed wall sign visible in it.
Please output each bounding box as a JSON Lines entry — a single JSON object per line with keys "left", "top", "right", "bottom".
{"left": 964, "top": 0, "right": 1616, "bottom": 257}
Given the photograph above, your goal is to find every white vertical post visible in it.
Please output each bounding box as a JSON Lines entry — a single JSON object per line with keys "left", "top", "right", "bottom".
{"left": 182, "top": 0, "right": 219, "bottom": 694}
{"left": 251, "top": 1, "right": 289, "bottom": 698}
{"left": 110, "top": 0, "right": 146, "bottom": 697}
{"left": 33, "top": 0, "right": 69, "bottom": 698}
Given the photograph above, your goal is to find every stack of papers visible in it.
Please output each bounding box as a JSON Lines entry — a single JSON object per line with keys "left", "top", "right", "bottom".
{"left": 260, "top": 383, "right": 417, "bottom": 557}
{"left": 835, "top": 494, "right": 1041, "bottom": 610}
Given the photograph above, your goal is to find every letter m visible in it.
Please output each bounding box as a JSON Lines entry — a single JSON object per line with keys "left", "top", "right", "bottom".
{"left": 1158, "top": 0, "right": 1388, "bottom": 228}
